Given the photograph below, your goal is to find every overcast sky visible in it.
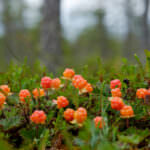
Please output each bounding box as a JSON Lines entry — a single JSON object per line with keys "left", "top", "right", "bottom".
{"left": 25, "top": 0, "right": 145, "bottom": 39}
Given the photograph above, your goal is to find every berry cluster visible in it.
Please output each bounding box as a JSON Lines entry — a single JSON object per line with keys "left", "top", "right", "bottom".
{"left": 110, "top": 79, "right": 134, "bottom": 119}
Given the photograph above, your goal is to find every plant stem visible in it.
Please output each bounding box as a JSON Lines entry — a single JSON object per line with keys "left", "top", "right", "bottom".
{"left": 126, "top": 118, "right": 129, "bottom": 128}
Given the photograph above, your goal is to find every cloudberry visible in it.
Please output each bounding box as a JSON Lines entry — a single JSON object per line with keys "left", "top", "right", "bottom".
{"left": 72, "top": 77, "right": 87, "bottom": 90}
{"left": 111, "top": 88, "right": 122, "bottom": 97}
{"left": 110, "top": 79, "right": 121, "bottom": 89}
{"left": 0, "top": 85, "right": 10, "bottom": 95}
{"left": 74, "top": 107, "right": 87, "bottom": 124}
{"left": 0, "top": 93, "right": 6, "bottom": 106}
{"left": 19, "top": 89, "right": 31, "bottom": 103}
{"left": 111, "top": 97, "right": 124, "bottom": 111}
{"left": 120, "top": 105, "right": 134, "bottom": 118}
{"left": 136, "top": 88, "right": 147, "bottom": 99}
{"left": 52, "top": 78, "right": 61, "bottom": 89}
{"left": 84, "top": 83, "right": 93, "bottom": 93}
{"left": 72, "top": 75, "right": 83, "bottom": 88}
{"left": 30, "top": 110, "right": 47, "bottom": 124}
{"left": 32, "top": 88, "right": 45, "bottom": 99}
{"left": 63, "top": 68, "right": 75, "bottom": 79}
{"left": 57, "top": 96, "right": 69, "bottom": 109}
{"left": 94, "top": 116, "right": 105, "bottom": 129}
{"left": 64, "top": 108, "right": 75, "bottom": 121}
{"left": 41, "top": 76, "right": 52, "bottom": 89}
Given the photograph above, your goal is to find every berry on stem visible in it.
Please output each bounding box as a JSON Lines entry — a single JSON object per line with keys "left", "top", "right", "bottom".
{"left": 136, "top": 88, "right": 147, "bottom": 99}
{"left": 41, "top": 76, "right": 52, "bottom": 89}
{"left": 120, "top": 105, "right": 134, "bottom": 118}
{"left": 110, "top": 79, "right": 121, "bottom": 89}
{"left": 111, "top": 88, "right": 122, "bottom": 97}
{"left": 51, "top": 78, "right": 61, "bottom": 89}
{"left": 74, "top": 107, "right": 87, "bottom": 124}
{"left": 0, "top": 85, "right": 10, "bottom": 95}
{"left": 111, "top": 97, "right": 124, "bottom": 111}
{"left": 19, "top": 89, "right": 31, "bottom": 103}
{"left": 57, "top": 96, "right": 69, "bottom": 109}
{"left": 32, "top": 88, "right": 45, "bottom": 99}
{"left": 94, "top": 116, "right": 105, "bottom": 129}
{"left": 30, "top": 110, "right": 47, "bottom": 124}
{"left": 64, "top": 108, "right": 75, "bottom": 121}
{"left": 63, "top": 68, "right": 75, "bottom": 79}
{"left": 0, "top": 93, "right": 6, "bottom": 108}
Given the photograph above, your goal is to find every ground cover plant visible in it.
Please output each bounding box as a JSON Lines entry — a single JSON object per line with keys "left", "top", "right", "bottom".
{"left": 1, "top": 52, "right": 150, "bottom": 149}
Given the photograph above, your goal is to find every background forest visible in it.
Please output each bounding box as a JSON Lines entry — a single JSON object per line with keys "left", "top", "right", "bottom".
{"left": 0, "top": 0, "right": 149, "bottom": 71}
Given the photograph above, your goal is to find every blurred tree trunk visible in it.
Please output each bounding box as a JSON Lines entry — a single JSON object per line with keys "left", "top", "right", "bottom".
{"left": 142, "top": 0, "right": 150, "bottom": 49}
{"left": 41, "top": 0, "right": 62, "bottom": 72}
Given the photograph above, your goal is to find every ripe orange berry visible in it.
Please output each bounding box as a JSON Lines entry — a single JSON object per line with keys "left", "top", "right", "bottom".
{"left": 63, "top": 68, "right": 75, "bottom": 79}
{"left": 32, "top": 88, "right": 45, "bottom": 99}
{"left": 30, "top": 110, "right": 47, "bottom": 124}
{"left": 0, "top": 93, "right": 6, "bottom": 106}
{"left": 41, "top": 76, "right": 52, "bottom": 89}
{"left": 110, "top": 79, "right": 121, "bottom": 89}
{"left": 52, "top": 78, "right": 61, "bottom": 89}
{"left": 19, "top": 89, "right": 31, "bottom": 103}
{"left": 111, "top": 97, "right": 124, "bottom": 111}
{"left": 136, "top": 88, "right": 147, "bottom": 99}
{"left": 72, "top": 75, "right": 83, "bottom": 87}
{"left": 74, "top": 107, "right": 87, "bottom": 124}
{"left": 0, "top": 85, "right": 10, "bottom": 95}
{"left": 64, "top": 108, "right": 75, "bottom": 121}
{"left": 94, "top": 116, "right": 105, "bottom": 129}
{"left": 120, "top": 105, "right": 134, "bottom": 118}
{"left": 72, "top": 76, "right": 87, "bottom": 90}
{"left": 84, "top": 83, "right": 93, "bottom": 93}
{"left": 111, "top": 88, "right": 122, "bottom": 97}
{"left": 57, "top": 96, "right": 69, "bottom": 109}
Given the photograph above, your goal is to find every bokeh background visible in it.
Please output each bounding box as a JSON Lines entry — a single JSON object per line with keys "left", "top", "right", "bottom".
{"left": 0, "top": 0, "right": 149, "bottom": 72}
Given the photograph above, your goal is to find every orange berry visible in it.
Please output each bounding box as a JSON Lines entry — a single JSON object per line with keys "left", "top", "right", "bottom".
{"left": 32, "top": 88, "right": 45, "bottom": 99}
{"left": 120, "top": 105, "right": 134, "bottom": 118}
{"left": 111, "top": 97, "right": 124, "bottom": 111}
{"left": 0, "top": 93, "right": 6, "bottom": 106}
{"left": 30, "top": 110, "right": 47, "bottom": 124}
{"left": 41, "top": 76, "right": 52, "bottom": 89}
{"left": 72, "top": 76, "right": 87, "bottom": 90}
{"left": 64, "top": 108, "right": 75, "bottom": 121}
{"left": 19, "top": 89, "right": 31, "bottom": 103}
{"left": 63, "top": 68, "right": 75, "bottom": 79}
{"left": 110, "top": 79, "right": 121, "bottom": 89}
{"left": 52, "top": 78, "right": 61, "bottom": 89}
{"left": 94, "top": 116, "right": 105, "bottom": 129}
{"left": 0, "top": 85, "right": 10, "bottom": 94}
{"left": 57, "top": 96, "right": 69, "bottom": 109}
{"left": 136, "top": 88, "right": 147, "bottom": 99}
{"left": 74, "top": 107, "right": 87, "bottom": 124}
{"left": 111, "top": 88, "right": 122, "bottom": 97}
{"left": 84, "top": 83, "right": 93, "bottom": 93}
